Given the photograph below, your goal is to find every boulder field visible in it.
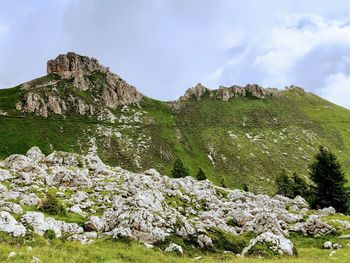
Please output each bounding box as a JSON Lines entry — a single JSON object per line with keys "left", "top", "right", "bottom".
{"left": 0, "top": 147, "right": 338, "bottom": 256}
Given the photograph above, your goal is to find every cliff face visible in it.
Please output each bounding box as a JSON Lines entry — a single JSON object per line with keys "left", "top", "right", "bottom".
{"left": 179, "top": 83, "right": 305, "bottom": 102}
{"left": 16, "top": 52, "right": 142, "bottom": 117}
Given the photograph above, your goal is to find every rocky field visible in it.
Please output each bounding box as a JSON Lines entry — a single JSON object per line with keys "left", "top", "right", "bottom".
{"left": 1, "top": 147, "right": 350, "bottom": 262}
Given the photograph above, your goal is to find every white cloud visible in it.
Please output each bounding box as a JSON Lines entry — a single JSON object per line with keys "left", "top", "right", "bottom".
{"left": 322, "top": 73, "right": 350, "bottom": 109}
{"left": 206, "top": 14, "right": 350, "bottom": 108}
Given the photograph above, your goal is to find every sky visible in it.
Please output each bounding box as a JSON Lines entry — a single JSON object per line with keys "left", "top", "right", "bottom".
{"left": 1, "top": 0, "right": 350, "bottom": 109}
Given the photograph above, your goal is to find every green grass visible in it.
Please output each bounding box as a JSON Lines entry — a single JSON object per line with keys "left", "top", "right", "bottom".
{"left": 1, "top": 83, "right": 350, "bottom": 194}
{"left": 1, "top": 234, "right": 350, "bottom": 263}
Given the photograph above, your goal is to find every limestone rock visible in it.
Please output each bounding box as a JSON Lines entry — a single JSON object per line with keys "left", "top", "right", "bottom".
{"left": 242, "top": 232, "right": 294, "bottom": 256}
{"left": 0, "top": 211, "right": 26, "bottom": 236}
{"left": 17, "top": 52, "right": 142, "bottom": 117}
{"left": 165, "top": 243, "right": 183, "bottom": 254}
{"left": 323, "top": 241, "right": 332, "bottom": 249}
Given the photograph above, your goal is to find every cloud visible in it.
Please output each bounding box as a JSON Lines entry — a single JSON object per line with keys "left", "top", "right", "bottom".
{"left": 205, "top": 14, "right": 350, "bottom": 108}
{"left": 321, "top": 73, "right": 350, "bottom": 108}
{"left": 1, "top": 1, "right": 350, "bottom": 109}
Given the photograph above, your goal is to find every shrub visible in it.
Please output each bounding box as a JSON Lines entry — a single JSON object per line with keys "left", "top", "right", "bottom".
{"left": 44, "top": 229, "right": 56, "bottom": 240}
{"left": 196, "top": 168, "right": 207, "bottom": 181}
{"left": 39, "top": 191, "right": 66, "bottom": 216}
{"left": 171, "top": 159, "right": 190, "bottom": 178}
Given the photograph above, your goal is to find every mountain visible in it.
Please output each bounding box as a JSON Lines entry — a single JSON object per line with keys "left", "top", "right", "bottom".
{"left": 0, "top": 52, "right": 350, "bottom": 194}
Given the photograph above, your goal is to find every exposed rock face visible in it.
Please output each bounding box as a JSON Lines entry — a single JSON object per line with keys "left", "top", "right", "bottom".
{"left": 179, "top": 83, "right": 306, "bottom": 102}
{"left": 16, "top": 52, "right": 142, "bottom": 117}
{"left": 47, "top": 52, "right": 108, "bottom": 81}
{"left": 179, "top": 83, "right": 277, "bottom": 101}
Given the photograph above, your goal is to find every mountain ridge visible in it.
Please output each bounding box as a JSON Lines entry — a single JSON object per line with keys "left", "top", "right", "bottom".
{"left": 0, "top": 52, "right": 350, "bottom": 194}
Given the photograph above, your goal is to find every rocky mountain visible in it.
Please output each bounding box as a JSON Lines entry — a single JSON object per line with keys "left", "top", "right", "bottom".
{"left": 0, "top": 147, "right": 346, "bottom": 258}
{"left": 0, "top": 52, "right": 350, "bottom": 194}
{"left": 16, "top": 52, "right": 142, "bottom": 117}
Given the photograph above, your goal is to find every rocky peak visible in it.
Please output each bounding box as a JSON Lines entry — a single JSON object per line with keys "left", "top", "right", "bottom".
{"left": 47, "top": 52, "right": 109, "bottom": 79}
{"left": 16, "top": 52, "right": 143, "bottom": 117}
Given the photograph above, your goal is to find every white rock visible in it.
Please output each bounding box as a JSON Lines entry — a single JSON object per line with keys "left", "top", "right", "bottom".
{"left": 165, "top": 243, "right": 183, "bottom": 254}
{"left": 323, "top": 241, "right": 332, "bottom": 249}
{"left": 0, "top": 169, "right": 12, "bottom": 181}
{"left": 26, "top": 147, "right": 45, "bottom": 162}
{"left": 0, "top": 211, "right": 26, "bottom": 236}
{"left": 242, "top": 232, "right": 294, "bottom": 256}
{"left": 31, "top": 256, "right": 42, "bottom": 263}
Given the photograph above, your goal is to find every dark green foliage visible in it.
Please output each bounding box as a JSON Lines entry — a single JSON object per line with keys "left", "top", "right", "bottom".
{"left": 246, "top": 242, "right": 280, "bottom": 258}
{"left": 171, "top": 159, "right": 190, "bottom": 178}
{"left": 310, "top": 146, "right": 349, "bottom": 213}
{"left": 44, "top": 229, "right": 56, "bottom": 240}
{"left": 226, "top": 218, "right": 237, "bottom": 227}
{"left": 208, "top": 229, "right": 253, "bottom": 254}
{"left": 275, "top": 169, "right": 293, "bottom": 198}
{"left": 243, "top": 183, "right": 249, "bottom": 192}
{"left": 291, "top": 172, "right": 311, "bottom": 201}
{"left": 39, "top": 191, "right": 67, "bottom": 216}
{"left": 196, "top": 168, "right": 207, "bottom": 181}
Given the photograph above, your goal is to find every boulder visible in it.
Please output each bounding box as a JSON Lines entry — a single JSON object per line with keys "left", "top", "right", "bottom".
{"left": 165, "top": 243, "right": 183, "bottom": 254}
{"left": 242, "top": 232, "right": 294, "bottom": 256}
{"left": 323, "top": 241, "right": 332, "bottom": 249}
{"left": 0, "top": 211, "right": 26, "bottom": 236}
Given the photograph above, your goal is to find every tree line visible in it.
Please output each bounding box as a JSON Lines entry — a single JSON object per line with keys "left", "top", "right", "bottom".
{"left": 171, "top": 146, "right": 349, "bottom": 213}
{"left": 275, "top": 146, "right": 349, "bottom": 213}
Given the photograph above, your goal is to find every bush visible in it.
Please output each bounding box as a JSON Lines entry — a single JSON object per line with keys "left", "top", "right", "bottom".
{"left": 171, "top": 159, "right": 190, "bottom": 178}
{"left": 39, "top": 191, "right": 66, "bottom": 216}
{"left": 196, "top": 168, "right": 207, "bottom": 181}
{"left": 44, "top": 229, "right": 56, "bottom": 240}
{"left": 208, "top": 228, "right": 252, "bottom": 253}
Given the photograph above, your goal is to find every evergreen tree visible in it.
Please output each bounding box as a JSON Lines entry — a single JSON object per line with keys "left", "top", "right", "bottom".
{"left": 196, "top": 168, "right": 207, "bottom": 181}
{"left": 310, "top": 146, "right": 349, "bottom": 213}
{"left": 243, "top": 183, "right": 249, "bottom": 192}
{"left": 171, "top": 158, "right": 189, "bottom": 178}
{"left": 275, "top": 169, "right": 293, "bottom": 198}
{"left": 291, "top": 172, "right": 310, "bottom": 198}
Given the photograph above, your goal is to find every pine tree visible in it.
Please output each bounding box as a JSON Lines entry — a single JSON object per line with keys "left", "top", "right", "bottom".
{"left": 196, "top": 168, "right": 207, "bottom": 181}
{"left": 310, "top": 146, "right": 349, "bottom": 213}
{"left": 275, "top": 169, "right": 293, "bottom": 198}
{"left": 291, "top": 172, "right": 310, "bottom": 198}
{"left": 171, "top": 158, "right": 189, "bottom": 178}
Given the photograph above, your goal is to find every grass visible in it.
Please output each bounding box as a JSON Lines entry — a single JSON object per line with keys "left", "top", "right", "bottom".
{"left": 0, "top": 234, "right": 350, "bottom": 263}
{"left": 1, "top": 82, "right": 350, "bottom": 194}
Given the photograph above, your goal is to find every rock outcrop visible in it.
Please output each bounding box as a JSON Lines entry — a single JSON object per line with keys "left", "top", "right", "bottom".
{"left": 0, "top": 147, "right": 338, "bottom": 256}
{"left": 178, "top": 83, "right": 305, "bottom": 102}
{"left": 16, "top": 52, "right": 142, "bottom": 117}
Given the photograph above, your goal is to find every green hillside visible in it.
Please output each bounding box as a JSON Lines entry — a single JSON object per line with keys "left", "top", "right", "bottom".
{"left": 1, "top": 77, "right": 349, "bottom": 194}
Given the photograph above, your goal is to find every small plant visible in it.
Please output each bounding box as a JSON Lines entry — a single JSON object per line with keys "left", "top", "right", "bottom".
{"left": 196, "top": 168, "right": 207, "bottom": 181}
{"left": 44, "top": 229, "right": 56, "bottom": 240}
{"left": 39, "top": 191, "right": 66, "bottom": 216}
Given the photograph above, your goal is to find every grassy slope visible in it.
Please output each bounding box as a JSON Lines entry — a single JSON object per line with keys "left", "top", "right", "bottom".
{"left": 0, "top": 85, "right": 350, "bottom": 194}
{"left": 1, "top": 233, "right": 350, "bottom": 263}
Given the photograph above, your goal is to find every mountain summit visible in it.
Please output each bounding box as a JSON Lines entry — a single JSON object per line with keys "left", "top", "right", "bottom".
{"left": 16, "top": 52, "right": 142, "bottom": 117}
